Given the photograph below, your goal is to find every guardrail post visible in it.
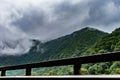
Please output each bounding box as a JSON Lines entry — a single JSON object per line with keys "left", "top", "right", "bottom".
{"left": 74, "top": 64, "right": 81, "bottom": 75}
{"left": 1, "top": 70, "right": 6, "bottom": 76}
{"left": 26, "top": 67, "right": 31, "bottom": 76}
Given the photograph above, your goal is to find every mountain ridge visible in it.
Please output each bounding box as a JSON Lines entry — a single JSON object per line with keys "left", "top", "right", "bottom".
{"left": 0, "top": 27, "right": 109, "bottom": 75}
{"left": 0, "top": 27, "right": 108, "bottom": 66}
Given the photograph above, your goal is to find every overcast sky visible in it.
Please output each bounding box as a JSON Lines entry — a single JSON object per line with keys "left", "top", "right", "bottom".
{"left": 1, "top": 0, "right": 120, "bottom": 42}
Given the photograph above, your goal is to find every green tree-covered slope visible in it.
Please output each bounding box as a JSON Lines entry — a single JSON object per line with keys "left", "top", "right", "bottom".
{"left": 40, "top": 27, "right": 108, "bottom": 60}
{"left": 82, "top": 27, "right": 120, "bottom": 74}
{"left": 0, "top": 27, "right": 108, "bottom": 75}
{"left": 25, "top": 27, "right": 108, "bottom": 75}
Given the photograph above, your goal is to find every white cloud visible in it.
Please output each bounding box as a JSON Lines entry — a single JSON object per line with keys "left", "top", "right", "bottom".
{"left": 0, "top": 39, "right": 32, "bottom": 56}
{"left": 0, "top": 0, "right": 120, "bottom": 55}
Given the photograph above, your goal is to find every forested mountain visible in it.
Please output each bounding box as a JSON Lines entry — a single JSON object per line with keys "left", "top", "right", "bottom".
{"left": 0, "top": 27, "right": 109, "bottom": 75}
{"left": 40, "top": 27, "right": 108, "bottom": 60}
{"left": 82, "top": 27, "right": 120, "bottom": 74}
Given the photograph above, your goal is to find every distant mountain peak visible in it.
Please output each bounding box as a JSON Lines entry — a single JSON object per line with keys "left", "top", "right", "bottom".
{"left": 72, "top": 27, "right": 107, "bottom": 36}
{"left": 81, "top": 27, "right": 99, "bottom": 31}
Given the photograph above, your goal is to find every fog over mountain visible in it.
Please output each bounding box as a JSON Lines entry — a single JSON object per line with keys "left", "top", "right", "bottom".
{"left": 0, "top": 0, "right": 120, "bottom": 55}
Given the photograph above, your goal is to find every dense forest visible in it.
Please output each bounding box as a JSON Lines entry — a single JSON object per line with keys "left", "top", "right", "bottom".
{"left": 81, "top": 27, "right": 120, "bottom": 74}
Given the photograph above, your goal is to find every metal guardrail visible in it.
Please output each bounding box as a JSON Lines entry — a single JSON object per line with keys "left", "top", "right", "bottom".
{"left": 0, "top": 51, "right": 120, "bottom": 76}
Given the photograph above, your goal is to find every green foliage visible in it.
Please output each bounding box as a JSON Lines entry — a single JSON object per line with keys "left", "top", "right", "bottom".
{"left": 109, "top": 61, "right": 120, "bottom": 74}
{"left": 88, "top": 62, "right": 111, "bottom": 74}
{"left": 31, "top": 72, "right": 38, "bottom": 76}
{"left": 98, "top": 49, "right": 108, "bottom": 53}
{"left": 81, "top": 68, "right": 89, "bottom": 75}
{"left": 82, "top": 27, "right": 120, "bottom": 75}
{"left": 114, "top": 41, "right": 120, "bottom": 51}
{"left": 35, "top": 66, "right": 74, "bottom": 76}
{"left": 42, "top": 70, "right": 57, "bottom": 76}
{"left": 110, "top": 68, "right": 120, "bottom": 74}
